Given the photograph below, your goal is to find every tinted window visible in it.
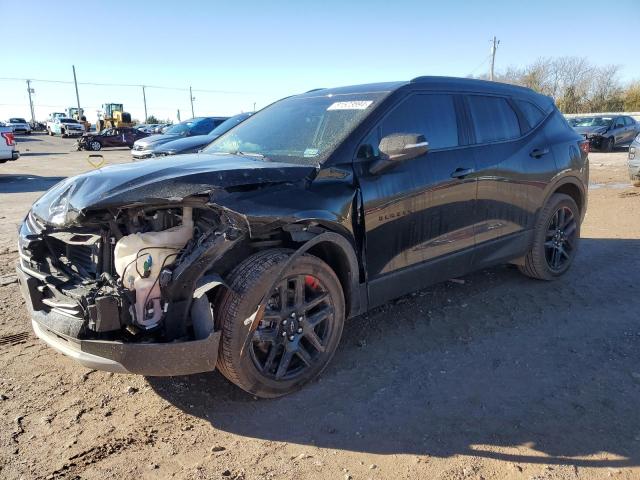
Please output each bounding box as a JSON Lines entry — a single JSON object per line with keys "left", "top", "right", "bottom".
{"left": 514, "top": 99, "right": 545, "bottom": 130}
{"left": 467, "top": 96, "right": 520, "bottom": 143}
{"left": 191, "top": 119, "right": 215, "bottom": 135}
{"left": 380, "top": 94, "right": 459, "bottom": 150}
{"left": 625, "top": 117, "right": 636, "bottom": 126}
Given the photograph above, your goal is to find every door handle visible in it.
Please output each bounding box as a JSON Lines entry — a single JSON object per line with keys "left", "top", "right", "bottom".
{"left": 450, "top": 167, "right": 475, "bottom": 179}
{"left": 530, "top": 148, "right": 550, "bottom": 159}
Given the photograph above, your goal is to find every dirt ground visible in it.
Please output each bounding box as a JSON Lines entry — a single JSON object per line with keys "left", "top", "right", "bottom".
{"left": 1, "top": 133, "right": 639, "bottom": 480}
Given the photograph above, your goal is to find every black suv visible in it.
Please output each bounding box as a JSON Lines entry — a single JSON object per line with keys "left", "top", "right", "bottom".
{"left": 17, "top": 77, "right": 588, "bottom": 398}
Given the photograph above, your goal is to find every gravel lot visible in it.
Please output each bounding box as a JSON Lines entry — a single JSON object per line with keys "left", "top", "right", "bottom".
{"left": 1, "top": 133, "right": 639, "bottom": 480}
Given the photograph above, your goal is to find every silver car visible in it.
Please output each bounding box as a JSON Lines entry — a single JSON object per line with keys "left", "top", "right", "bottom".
{"left": 628, "top": 133, "right": 640, "bottom": 181}
{"left": 572, "top": 115, "right": 639, "bottom": 152}
{"left": 5, "top": 117, "right": 32, "bottom": 135}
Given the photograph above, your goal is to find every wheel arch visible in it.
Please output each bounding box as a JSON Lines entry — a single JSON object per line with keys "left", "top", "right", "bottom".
{"left": 302, "top": 231, "right": 363, "bottom": 319}
{"left": 543, "top": 176, "right": 586, "bottom": 221}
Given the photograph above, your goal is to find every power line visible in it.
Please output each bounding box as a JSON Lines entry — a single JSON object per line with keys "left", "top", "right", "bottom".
{"left": 468, "top": 54, "right": 493, "bottom": 77}
{"left": 0, "top": 76, "right": 262, "bottom": 94}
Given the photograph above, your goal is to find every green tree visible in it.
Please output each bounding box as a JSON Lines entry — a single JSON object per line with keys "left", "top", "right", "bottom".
{"left": 146, "top": 115, "right": 160, "bottom": 124}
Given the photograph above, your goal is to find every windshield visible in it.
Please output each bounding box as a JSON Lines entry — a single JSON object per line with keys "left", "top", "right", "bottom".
{"left": 60, "top": 119, "right": 79, "bottom": 124}
{"left": 204, "top": 91, "right": 387, "bottom": 165}
{"left": 10, "top": 118, "right": 26, "bottom": 123}
{"left": 208, "top": 113, "right": 251, "bottom": 136}
{"left": 575, "top": 117, "right": 612, "bottom": 127}
{"left": 164, "top": 120, "right": 196, "bottom": 135}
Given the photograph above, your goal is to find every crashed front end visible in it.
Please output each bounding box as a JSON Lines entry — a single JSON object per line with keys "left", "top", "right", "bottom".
{"left": 17, "top": 198, "right": 245, "bottom": 376}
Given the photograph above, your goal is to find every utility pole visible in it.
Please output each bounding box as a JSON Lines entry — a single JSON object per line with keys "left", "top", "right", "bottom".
{"left": 253, "top": 102, "right": 256, "bottom": 112}
{"left": 26, "top": 80, "right": 35, "bottom": 125}
{"left": 189, "top": 86, "right": 195, "bottom": 118}
{"left": 177, "top": 109, "right": 181, "bottom": 122}
{"left": 142, "top": 85, "right": 148, "bottom": 122}
{"left": 489, "top": 36, "right": 500, "bottom": 81}
{"left": 72, "top": 65, "right": 82, "bottom": 117}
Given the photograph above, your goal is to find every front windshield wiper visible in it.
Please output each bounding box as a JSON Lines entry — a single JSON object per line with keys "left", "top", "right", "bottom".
{"left": 214, "top": 150, "right": 269, "bottom": 160}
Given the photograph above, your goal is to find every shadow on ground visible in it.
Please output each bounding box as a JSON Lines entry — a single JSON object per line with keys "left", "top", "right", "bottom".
{"left": 148, "top": 238, "right": 640, "bottom": 468}
{"left": 0, "top": 174, "right": 66, "bottom": 193}
{"left": 19, "top": 152, "right": 69, "bottom": 157}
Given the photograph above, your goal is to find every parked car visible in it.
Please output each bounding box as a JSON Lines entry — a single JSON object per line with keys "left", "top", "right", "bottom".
{"left": 628, "top": 133, "right": 640, "bottom": 181}
{"left": 131, "top": 117, "right": 228, "bottom": 159}
{"left": 572, "top": 115, "right": 640, "bottom": 151}
{"left": 48, "top": 117, "right": 85, "bottom": 137}
{"left": 0, "top": 126, "right": 19, "bottom": 163}
{"left": 150, "top": 113, "right": 252, "bottom": 158}
{"left": 77, "top": 127, "right": 150, "bottom": 151}
{"left": 6, "top": 118, "right": 31, "bottom": 135}
{"left": 16, "top": 77, "right": 588, "bottom": 398}
{"left": 136, "top": 124, "right": 160, "bottom": 134}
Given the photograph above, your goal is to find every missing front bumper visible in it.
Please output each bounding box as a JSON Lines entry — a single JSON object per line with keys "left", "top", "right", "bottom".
{"left": 17, "top": 266, "right": 221, "bottom": 376}
{"left": 32, "top": 319, "right": 221, "bottom": 376}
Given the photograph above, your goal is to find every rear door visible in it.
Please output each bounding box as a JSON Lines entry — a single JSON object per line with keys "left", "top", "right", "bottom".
{"left": 612, "top": 117, "right": 626, "bottom": 145}
{"left": 356, "top": 93, "right": 478, "bottom": 304}
{"left": 464, "top": 95, "right": 550, "bottom": 267}
{"left": 624, "top": 117, "right": 638, "bottom": 144}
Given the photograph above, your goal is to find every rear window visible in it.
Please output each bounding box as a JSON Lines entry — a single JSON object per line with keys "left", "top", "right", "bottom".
{"left": 10, "top": 118, "right": 26, "bottom": 123}
{"left": 467, "top": 96, "right": 520, "bottom": 143}
{"left": 515, "top": 99, "right": 546, "bottom": 130}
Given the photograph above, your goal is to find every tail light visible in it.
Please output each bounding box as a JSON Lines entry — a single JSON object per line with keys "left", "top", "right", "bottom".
{"left": 1, "top": 132, "right": 15, "bottom": 146}
{"left": 579, "top": 139, "right": 590, "bottom": 155}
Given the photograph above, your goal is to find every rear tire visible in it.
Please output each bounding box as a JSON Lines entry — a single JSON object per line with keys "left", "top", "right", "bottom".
{"left": 216, "top": 249, "right": 345, "bottom": 398}
{"left": 518, "top": 193, "right": 580, "bottom": 281}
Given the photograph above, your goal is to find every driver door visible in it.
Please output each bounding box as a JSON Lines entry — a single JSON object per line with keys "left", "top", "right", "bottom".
{"left": 354, "top": 93, "right": 478, "bottom": 306}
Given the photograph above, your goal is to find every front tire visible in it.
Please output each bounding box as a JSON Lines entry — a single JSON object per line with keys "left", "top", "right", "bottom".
{"left": 602, "top": 136, "right": 615, "bottom": 152}
{"left": 519, "top": 193, "right": 580, "bottom": 280}
{"left": 216, "top": 249, "right": 345, "bottom": 398}
{"left": 90, "top": 141, "right": 102, "bottom": 151}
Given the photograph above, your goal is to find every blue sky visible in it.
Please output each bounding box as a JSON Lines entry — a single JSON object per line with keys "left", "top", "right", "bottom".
{"left": 2, "top": 0, "right": 637, "bottom": 123}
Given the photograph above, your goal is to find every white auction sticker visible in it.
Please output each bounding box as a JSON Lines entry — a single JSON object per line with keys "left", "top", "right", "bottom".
{"left": 327, "top": 101, "right": 373, "bottom": 111}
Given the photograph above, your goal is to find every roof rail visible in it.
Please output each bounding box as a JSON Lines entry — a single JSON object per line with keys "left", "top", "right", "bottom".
{"left": 305, "top": 88, "right": 326, "bottom": 93}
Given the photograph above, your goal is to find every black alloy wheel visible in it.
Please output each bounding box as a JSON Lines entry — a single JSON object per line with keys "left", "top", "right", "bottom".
{"left": 250, "top": 273, "right": 335, "bottom": 381}
{"left": 544, "top": 206, "right": 577, "bottom": 272}
{"left": 216, "top": 250, "right": 345, "bottom": 398}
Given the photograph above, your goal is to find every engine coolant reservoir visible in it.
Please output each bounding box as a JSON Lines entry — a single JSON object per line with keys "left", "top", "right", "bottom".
{"left": 114, "top": 208, "right": 194, "bottom": 328}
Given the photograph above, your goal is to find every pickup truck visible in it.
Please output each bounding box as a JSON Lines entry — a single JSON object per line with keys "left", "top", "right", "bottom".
{"left": 0, "top": 126, "right": 19, "bottom": 163}
{"left": 48, "top": 117, "right": 85, "bottom": 137}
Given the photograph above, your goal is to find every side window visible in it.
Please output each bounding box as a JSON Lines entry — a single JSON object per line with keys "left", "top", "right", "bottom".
{"left": 625, "top": 117, "right": 635, "bottom": 126}
{"left": 467, "top": 95, "right": 520, "bottom": 143}
{"left": 192, "top": 119, "right": 215, "bottom": 135}
{"left": 379, "top": 94, "right": 459, "bottom": 150}
{"left": 213, "top": 119, "right": 226, "bottom": 128}
{"left": 514, "top": 99, "right": 545, "bottom": 130}
{"left": 614, "top": 117, "right": 625, "bottom": 129}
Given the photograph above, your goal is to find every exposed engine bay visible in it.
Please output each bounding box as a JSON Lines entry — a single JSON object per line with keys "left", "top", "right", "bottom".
{"left": 18, "top": 204, "right": 247, "bottom": 344}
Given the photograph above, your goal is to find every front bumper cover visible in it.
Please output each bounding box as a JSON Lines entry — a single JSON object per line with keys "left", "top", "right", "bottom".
{"left": 17, "top": 265, "right": 221, "bottom": 376}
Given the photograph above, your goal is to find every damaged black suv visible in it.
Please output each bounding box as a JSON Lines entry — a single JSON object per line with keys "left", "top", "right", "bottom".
{"left": 17, "top": 77, "right": 588, "bottom": 398}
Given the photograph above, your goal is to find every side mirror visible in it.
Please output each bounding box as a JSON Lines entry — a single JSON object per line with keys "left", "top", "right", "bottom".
{"left": 369, "top": 133, "right": 429, "bottom": 175}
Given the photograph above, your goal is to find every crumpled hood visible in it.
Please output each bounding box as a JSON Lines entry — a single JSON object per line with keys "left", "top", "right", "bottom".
{"left": 155, "top": 134, "right": 219, "bottom": 154}
{"left": 574, "top": 125, "right": 608, "bottom": 135}
{"left": 31, "top": 154, "right": 316, "bottom": 225}
{"left": 134, "top": 133, "right": 182, "bottom": 149}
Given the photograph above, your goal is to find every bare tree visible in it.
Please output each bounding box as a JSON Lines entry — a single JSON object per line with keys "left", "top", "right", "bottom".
{"left": 479, "top": 56, "right": 629, "bottom": 113}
